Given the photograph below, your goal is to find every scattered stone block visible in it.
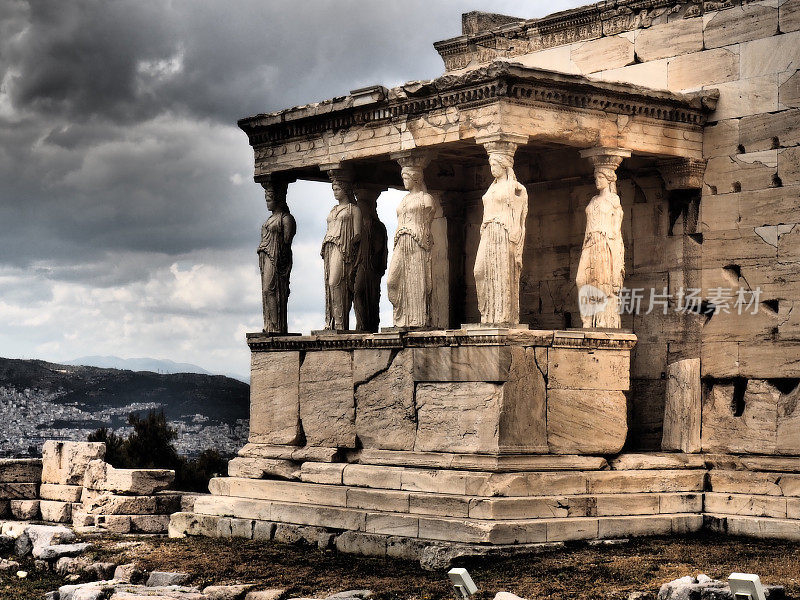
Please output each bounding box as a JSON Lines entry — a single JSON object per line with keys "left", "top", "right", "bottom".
{"left": 83, "top": 460, "right": 174, "bottom": 495}
{"left": 40, "top": 484, "right": 84, "bottom": 503}
{"left": 146, "top": 571, "right": 192, "bottom": 587}
{"left": 33, "top": 543, "right": 92, "bottom": 560}
{"left": 228, "top": 457, "right": 300, "bottom": 480}
{"left": 40, "top": 500, "right": 72, "bottom": 523}
{"left": 114, "top": 563, "right": 145, "bottom": 584}
{"left": 204, "top": 584, "right": 256, "bottom": 600}
{"left": 42, "top": 441, "right": 105, "bottom": 486}
{"left": 10, "top": 499, "right": 40, "bottom": 520}
{"left": 0, "top": 459, "right": 42, "bottom": 483}
{"left": 245, "top": 591, "right": 287, "bottom": 600}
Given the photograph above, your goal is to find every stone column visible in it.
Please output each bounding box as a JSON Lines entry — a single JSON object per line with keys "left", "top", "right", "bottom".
{"left": 576, "top": 147, "right": 631, "bottom": 329}
{"left": 320, "top": 165, "right": 361, "bottom": 331}
{"left": 474, "top": 133, "right": 529, "bottom": 326}
{"left": 353, "top": 184, "right": 388, "bottom": 333}
{"left": 257, "top": 176, "right": 296, "bottom": 334}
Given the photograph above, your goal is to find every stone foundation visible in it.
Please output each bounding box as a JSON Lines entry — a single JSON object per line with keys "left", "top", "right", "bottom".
{"left": 247, "top": 329, "right": 635, "bottom": 456}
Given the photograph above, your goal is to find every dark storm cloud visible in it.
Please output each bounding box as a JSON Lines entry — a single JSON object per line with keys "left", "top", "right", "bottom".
{"left": 0, "top": 0, "right": 493, "bottom": 277}
{"left": 0, "top": 0, "right": 582, "bottom": 372}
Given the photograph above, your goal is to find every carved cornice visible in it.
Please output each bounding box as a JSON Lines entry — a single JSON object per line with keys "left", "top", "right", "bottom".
{"left": 433, "top": 0, "right": 730, "bottom": 71}
{"left": 238, "top": 63, "right": 714, "bottom": 152}
{"left": 246, "top": 329, "right": 638, "bottom": 351}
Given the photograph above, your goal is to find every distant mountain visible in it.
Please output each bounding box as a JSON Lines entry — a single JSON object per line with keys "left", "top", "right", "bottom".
{"left": 0, "top": 356, "right": 249, "bottom": 457}
{"left": 65, "top": 355, "right": 248, "bottom": 382}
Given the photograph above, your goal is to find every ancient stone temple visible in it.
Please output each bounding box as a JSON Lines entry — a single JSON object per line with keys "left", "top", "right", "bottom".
{"left": 171, "top": 0, "right": 800, "bottom": 553}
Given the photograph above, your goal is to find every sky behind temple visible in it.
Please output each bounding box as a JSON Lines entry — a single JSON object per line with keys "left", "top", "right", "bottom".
{"left": 0, "top": 0, "right": 587, "bottom": 379}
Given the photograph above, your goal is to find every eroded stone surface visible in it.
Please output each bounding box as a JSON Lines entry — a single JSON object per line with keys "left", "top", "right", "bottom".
{"left": 662, "top": 359, "right": 701, "bottom": 453}
{"left": 250, "top": 351, "right": 301, "bottom": 445}
{"left": 42, "top": 441, "right": 105, "bottom": 486}
{"left": 547, "top": 389, "right": 628, "bottom": 454}
{"left": 414, "top": 382, "right": 504, "bottom": 453}
{"left": 354, "top": 350, "right": 415, "bottom": 451}
{"left": 299, "top": 351, "right": 355, "bottom": 448}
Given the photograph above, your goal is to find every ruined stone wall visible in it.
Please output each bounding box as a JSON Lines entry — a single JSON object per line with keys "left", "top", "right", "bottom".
{"left": 448, "top": 0, "right": 800, "bottom": 452}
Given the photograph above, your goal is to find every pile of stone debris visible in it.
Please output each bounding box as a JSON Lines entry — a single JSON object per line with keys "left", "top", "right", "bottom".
{"left": 53, "top": 582, "right": 375, "bottom": 600}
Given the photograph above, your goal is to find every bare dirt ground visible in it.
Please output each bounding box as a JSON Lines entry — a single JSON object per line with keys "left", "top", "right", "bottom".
{"left": 3, "top": 532, "right": 799, "bottom": 600}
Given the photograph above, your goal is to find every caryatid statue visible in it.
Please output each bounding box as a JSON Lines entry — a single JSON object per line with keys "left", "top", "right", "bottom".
{"left": 387, "top": 154, "right": 434, "bottom": 328}
{"left": 322, "top": 168, "right": 362, "bottom": 331}
{"left": 353, "top": 185, "right": 388, "bottom": 333}
{"left": 258, "top": 178, "right": 296, "bottom": 334}
{"left": 474, "top": 136, "right": 529, "bottom": 325}
{"left": 576, "top": 148, "right": 631, "bottom": 328}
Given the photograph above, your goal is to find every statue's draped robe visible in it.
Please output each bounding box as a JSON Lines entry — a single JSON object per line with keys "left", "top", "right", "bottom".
{"left": 474, "top": 178, "right": 528, "bottom": 324}
{"left": 387, "top": 191, "right": 433, "bottom": 328}
{"left": 355, "top": 212, "right": 388, "bottom": 332}
{"left": 322, "top": 203, "right": 359, "bottom": 330}
{"left": 258, "top": 211, "right": 294, "bottom": 333}
{"left": 576, "top": 192, "right": 625, "bottom": 328}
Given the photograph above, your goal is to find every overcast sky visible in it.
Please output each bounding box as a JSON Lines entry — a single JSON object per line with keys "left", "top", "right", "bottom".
{"left": 0, "top": 0, "right": 587, "bottom": 379}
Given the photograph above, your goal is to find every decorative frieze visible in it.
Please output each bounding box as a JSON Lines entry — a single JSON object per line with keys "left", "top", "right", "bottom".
{"left": 433, "top": 0, "right": 714, "bottom": 71}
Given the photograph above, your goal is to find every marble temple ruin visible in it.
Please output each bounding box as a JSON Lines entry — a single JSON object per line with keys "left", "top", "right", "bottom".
{"left": 170, "top": 0, "right": 800, "bottom": 553}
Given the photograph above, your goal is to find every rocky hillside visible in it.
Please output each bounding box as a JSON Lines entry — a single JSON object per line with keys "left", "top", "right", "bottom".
{"left": 0, "top": 357, "right": 249, "bottom": 457}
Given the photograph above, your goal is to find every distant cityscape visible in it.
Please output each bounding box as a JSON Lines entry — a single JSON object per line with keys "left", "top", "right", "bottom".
{"left": 0, "top": 385, "right": 248, "bottom": 458}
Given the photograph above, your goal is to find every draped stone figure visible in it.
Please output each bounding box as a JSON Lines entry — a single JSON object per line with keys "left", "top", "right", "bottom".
{"left": 258, "top": 180, "right": 296, "bottom": 333}
{"left": 354, "top": 186, "right": 388, "bottom": 332}
{"left": 576, "top": 154, "right": 627, "bottom": 328}
{"left": 322, "top": 170, "right": 361, "bottom": 330}
{"left": 474, "top": 141, "right": 528, "bottom": 325}
{"left": 387, "top": 156, "right": 434, "bottom": 328}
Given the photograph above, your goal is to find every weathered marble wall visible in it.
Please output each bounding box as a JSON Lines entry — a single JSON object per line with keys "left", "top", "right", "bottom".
{"left": 445, "top": 0, "right": 800, "bottom": 453}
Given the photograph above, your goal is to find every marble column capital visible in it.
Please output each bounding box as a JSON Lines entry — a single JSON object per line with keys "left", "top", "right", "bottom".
{"left": 390, "top": 150, "right": 432, "bottom": 170}
{"left": 656, "top": 158, "right": 707, "bottom": 190}
{"left": 579, "top": 147, "right": 631, "bottom": 172}
{"left": 475, "top": 132, "right": 529, "bottom": 148}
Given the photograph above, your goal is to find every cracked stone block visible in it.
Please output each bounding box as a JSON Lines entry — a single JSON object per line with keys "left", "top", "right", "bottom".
{"left": 354, "top": 349, "right": 415, "bottom": 451}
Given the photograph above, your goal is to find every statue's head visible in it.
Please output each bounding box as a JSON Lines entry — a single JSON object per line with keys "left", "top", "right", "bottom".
{"left": 595, "top": 167, "right": 617, "bottom": 192}
{"left": 355, "top": 186, "right": 381, "bottom": 212}
{"left": 488, "top": 152, "right": 514, "bottom": 180}
{"left": 329, "top": 168, "right": 355, "bottom": 204}
{"left": 263, "top": 180, "right": 289, "bottom": 212}
{"left": 400, "top": 166, "right": 424, "bottom": 191}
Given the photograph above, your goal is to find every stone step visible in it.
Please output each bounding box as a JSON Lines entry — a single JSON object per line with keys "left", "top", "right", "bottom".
{"left": 334, "top": 465, "right": 704, "bottom": 496}
{"left": 346, "top": 449, "right": 609, "bottom": 472}
{"left": 190, "top": 494, "right": 701, "bottom": 544}
{"left": 209, "top": 476, "right": 701, "bottom": 519}
{"left": 704, "top": 454, "right": 800, "bottom": 473}
{"left": 707, "top": 470, "right": 800, "bottom": 496}
{"left": 704, "top": 492, "right": 800, "bottom": 519}
{"left": 704, "top": 513, "right": 800, "bottom": 541}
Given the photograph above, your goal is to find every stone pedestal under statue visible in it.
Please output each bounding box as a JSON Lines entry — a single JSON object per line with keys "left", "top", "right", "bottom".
{"left": 171, "top": 328, "right": 702, "bottom": 553}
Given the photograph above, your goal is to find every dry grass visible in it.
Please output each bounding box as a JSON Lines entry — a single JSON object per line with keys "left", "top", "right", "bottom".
{"left": 4, "top": 532, "right": 799, "bottom": 600}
